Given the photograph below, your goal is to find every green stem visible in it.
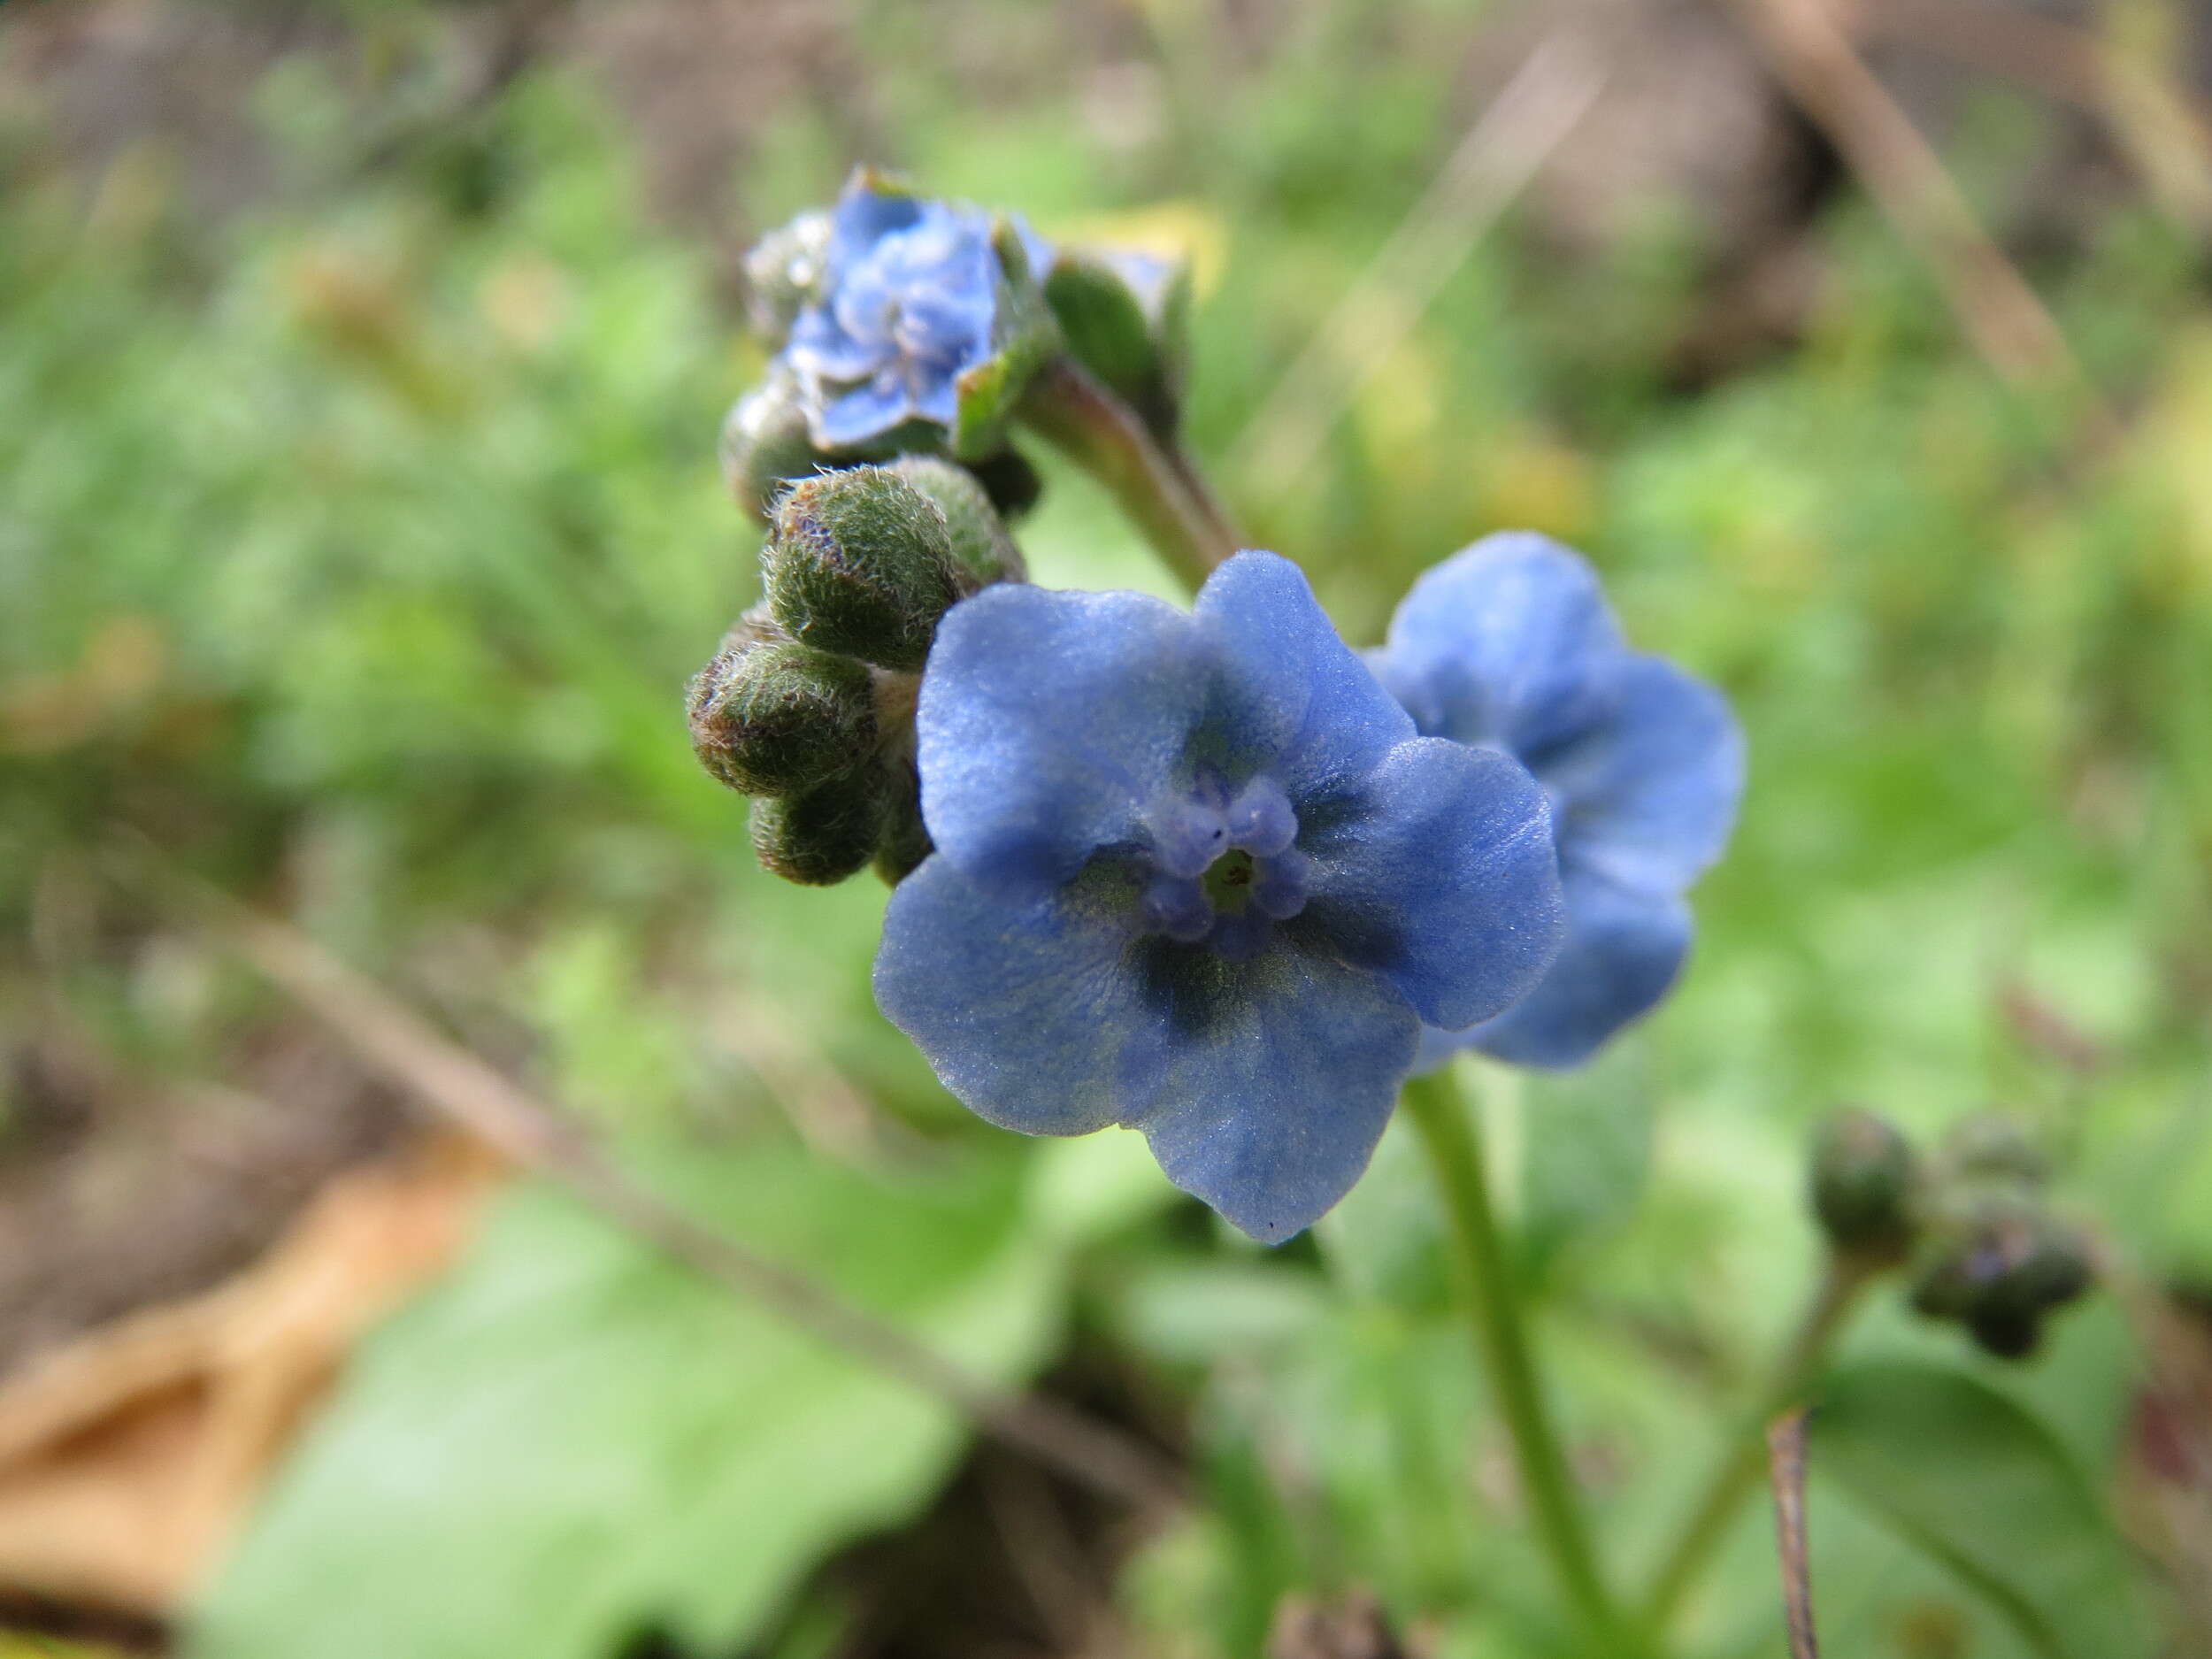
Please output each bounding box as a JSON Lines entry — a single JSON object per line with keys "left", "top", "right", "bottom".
{"left": 1018, "top": 356, "right": 1240, "bottom": 594}
{"left": 1401, "top": 1067, "right": 1635, "bottom": 1652}
{"left": 1640, "top": 1255, "right": 1874, "bottom": 1630}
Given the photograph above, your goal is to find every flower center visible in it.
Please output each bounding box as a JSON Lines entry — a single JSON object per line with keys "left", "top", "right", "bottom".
{"left": 1137, "top": 772, "right": 1310, "bottom": 957}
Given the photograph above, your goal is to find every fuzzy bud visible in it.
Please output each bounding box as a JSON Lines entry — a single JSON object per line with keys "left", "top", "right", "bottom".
{"left": 742, "top": 210, "right": 833, "bottom": 345}
{"left": 886, "top": 455, "right": 1026, "bottom": 588}
{"left": 1809, "top": 1109, "right": 1920, "bottom": 1263}
{"left": 750, "top": 767, "right": 888, "bottom": 886}
{"left": 1042, "top": 246, "right": 1192, "bottom": 438}
{"left": 687, "top": 635, "right": 877, "bottom": 798}
{"left": 872, "top": 756, "right": 933, "bottom": 884}
{"left": 720, "top": 372, "right": 824, "bottom": 523}
{"left": 764, "top": 467, "right": 964, "bottom": 671}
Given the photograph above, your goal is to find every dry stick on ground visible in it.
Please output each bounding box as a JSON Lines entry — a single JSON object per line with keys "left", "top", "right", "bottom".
{"left": 1767, "top": 1407, "right": 1821, "bottom": 1659}
{"left": 124, "top": 852, "right": 1187, "bottom": 1517}
{"left": 1224, "top": 34, "right": 1609, "bottom": 492}
{"left": 1729, "top": 0, "right": 2121, "bottom": 448}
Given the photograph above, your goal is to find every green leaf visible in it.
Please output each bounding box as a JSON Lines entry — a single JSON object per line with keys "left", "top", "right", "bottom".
{"left": 1517, "top": 1042, "right": 1655, "bottom": 1276}
{"left": 1808, "top": 1360, "right": 2154, "bottom": 1659}
{"left": 188, "top": 1140, "right": 1068, "bottom": 1659}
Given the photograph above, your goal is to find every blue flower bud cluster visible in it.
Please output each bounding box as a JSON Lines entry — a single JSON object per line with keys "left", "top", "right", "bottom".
{"left": 693, "top": 176, "right": 1747, "bottom": 1241}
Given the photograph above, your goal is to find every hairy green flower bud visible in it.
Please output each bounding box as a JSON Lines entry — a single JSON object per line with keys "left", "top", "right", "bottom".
{"left": 687, "top": 635, "right": 876, "bottom": 797}
{"left": 1809, "top": 1109, "right": 1920, "bottom": 1263}
{"left": 765, "top": 467, "right": 964, "bottom": 671}
{"left": 873, "top": 756, "right": 933, "bottom": 884}
{"left": 720, "top": 371, "right": 823, "bottom": 523}
{"left": 886, "top": 455, "right": 1026, "bottom": 588}
{"left": 750, "top": 766, "right": 888, "bottom": 886}
{"left": 1042, "top": 246, "right": 1192, "bottom": 438}
{"left": 743, "top": 209, "right": 833, "bottom": 344}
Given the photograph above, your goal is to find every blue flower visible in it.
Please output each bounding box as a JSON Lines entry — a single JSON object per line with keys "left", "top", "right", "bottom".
{"left": 783, "top": 175, "right": 1052, "bottom": 451}
{"left": 873, "top": 552, "right": 1566, "bottom": 1242}
{"left": 1370, "top": 534, "right": 1745, "bottom": 1070}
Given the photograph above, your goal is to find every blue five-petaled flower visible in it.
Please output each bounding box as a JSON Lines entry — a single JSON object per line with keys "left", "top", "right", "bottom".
{"left": 1370, "top": 533, "right": 1745, "bottom": 1071}
{"left": 872, "top": 552, "right": 1567, "bottom": 1243}
{"left": 784, "top": 175, "right": 1048, "bottom": 451}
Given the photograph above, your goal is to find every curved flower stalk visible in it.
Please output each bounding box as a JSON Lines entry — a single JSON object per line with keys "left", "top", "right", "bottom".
{"left": 873, "top": 553, "right": 1566, "bottom": 1242}
{"left": 1371, "top": 533, "right": 1745, "bottom": 1069}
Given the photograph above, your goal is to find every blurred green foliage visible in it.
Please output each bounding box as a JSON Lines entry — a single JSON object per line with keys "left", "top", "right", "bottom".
{"left": 4, "top": 2, "right": 2212, "bottom": 1655}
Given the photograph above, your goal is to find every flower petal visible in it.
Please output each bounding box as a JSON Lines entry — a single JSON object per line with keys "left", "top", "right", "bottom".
{"left": 828, "top": 176, "right": 925, "bottom": 266}
{"left": 1371, "top": 533, "right": 1625, "bottom": 757}
{"left": 1546, "top": 654, "right": 1745, "bottom": 895}
{"left": 810, "top": 376, "right": 914, "bottom": 449}
{"left": 1132, "top": 941, "right": 1420, "bottom": 1243}
{"left": 1432, "top": 869, "right": 1692, "bottom": 1070}
{"left": 786, "top": 307, "right": 886, "bottom": 385}
{"left": 917, "top": 583, "right": 1210, "bottom": 895}
{"left": 872, "top": 856, "right": 1153, "bottom": 1136}
{"left": 1298, "top": 738, "right": 1564, "bottom": 1032}
{"left": 1194, "top": 551, "right": 1413, "bottom": 796}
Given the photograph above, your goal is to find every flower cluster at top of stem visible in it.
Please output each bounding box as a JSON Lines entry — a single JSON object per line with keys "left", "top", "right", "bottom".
{"left": 690, "top": 173, "right": 1749, "bottom": 1243}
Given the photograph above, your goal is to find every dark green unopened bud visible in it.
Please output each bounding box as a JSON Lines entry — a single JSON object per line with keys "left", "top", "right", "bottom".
{"left": 687, "top": 636, "right": 876, "bottom": 797}
{"left": 1809, "top": 1109, "right": 1920, "bottom": 1262}
{"left": 1966, "top": 1306, "right": 2041, "bottom": 1361}
{"left": 1908, "top": 1194, "right": 2094, "bottom": 1361}
{"left": 750, "top": 767, "right": 887, "bottom": 886}
{"left": 887, "top": 456, "right": 1026, "bottom": 587}
{"left": 965, "top": 447, "right": 1044, "bottom": 521}
{"left": 1910, "top": 1197, "right": 2039, "bottom": 1322}
{"left": 1042, "top": 246, "right": 1191, "bottom": 438}
{"left": 721, "top": 372, "right": 824, "bottom": 522}
{"left": 1941, "top": 1113, "right": 2049, "bottom": 1188}
{"left": 742, "top": 210, "right": 833, "bottom": 344}
{"left": 2012, "top": 1218, "right": 2093, "bottom": 1309}
{"left": 872, "top": 755, "right": 933, "bottom": 884}
{"left": 765, "top": 468, "right": 964, "bottom": 671}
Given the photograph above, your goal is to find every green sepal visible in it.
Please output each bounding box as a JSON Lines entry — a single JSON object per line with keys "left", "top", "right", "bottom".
{"left": 719, "top": 370, "right": 823, "bottom": 523}
{"left": 886, "top": 455, "right": 1026, "bottom": 587}
{"left": 750, "top": 767, "right": 888, "bottom": 887}
{"left": 687, "top": 634, "right": 877, "bottom": 798}
{"left": 1041, "top": 245, "right": 1192, "bottom": 438}
{"left": 949, "top": 217, "right": 1063, "bottom": 462}
{"left": 764, "top": 468, "right": 964, "bottom": 672}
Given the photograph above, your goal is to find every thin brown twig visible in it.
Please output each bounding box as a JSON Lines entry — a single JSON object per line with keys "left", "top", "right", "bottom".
{"left": 112, "top": 844, "right": 1187, "bottom": 1516}
{"left": 1768, "top": 1406, "right": 1821, "bottom": 1659}
{"left": 1224, "top": 34, "right": 1609, "bottom": 490}
{"left": 1728, "top": 0, "right": 2120, "bottom": 444}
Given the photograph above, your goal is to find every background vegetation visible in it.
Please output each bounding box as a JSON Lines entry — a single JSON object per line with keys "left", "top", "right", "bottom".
{"left": 2, "top": 1, "right": 2209, "bottom": 1655}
